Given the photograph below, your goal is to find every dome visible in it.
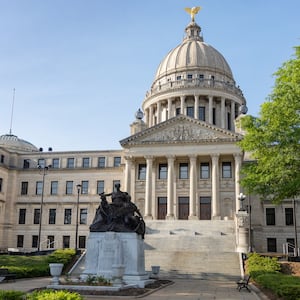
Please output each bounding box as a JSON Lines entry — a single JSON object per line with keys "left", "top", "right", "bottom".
{"left": 0, "top": 134, "right": 38, "bottom": 152}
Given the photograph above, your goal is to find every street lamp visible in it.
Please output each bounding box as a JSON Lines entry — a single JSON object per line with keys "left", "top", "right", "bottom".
{"left": 37, "top": 164, "right": 51, "bottom": 252}
{"left": 75, "top": 184, "right": 82, "bottom": 253}
{"left": 238, "top": 192, "right": 246, "bottom": 211}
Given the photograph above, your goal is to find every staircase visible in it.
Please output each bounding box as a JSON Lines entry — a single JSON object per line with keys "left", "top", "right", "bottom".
{"left": 144, "top": 220, "right": 241, "bottom": 279}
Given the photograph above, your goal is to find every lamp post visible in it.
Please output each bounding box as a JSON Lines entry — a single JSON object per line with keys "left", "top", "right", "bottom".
{"left": 37, "top": 164, "right": 51, "bottom": 252}
{"left": 238, "top": 192, "right": 246, "bottom": 211}
{"left": 75, "top": 184, "right": 81, "bottom": 253}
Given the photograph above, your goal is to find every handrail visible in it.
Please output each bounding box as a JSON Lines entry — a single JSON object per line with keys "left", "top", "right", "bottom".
{"left": 40, "top": 239, "right": 57, "bottom": 250}
{"left": 283, "top": 242, "right": 300, "bottom": 257}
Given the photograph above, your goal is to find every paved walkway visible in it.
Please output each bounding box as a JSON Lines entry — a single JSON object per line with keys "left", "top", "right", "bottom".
{"left": 0, "top": 277, "right": 268, "bottom": 300}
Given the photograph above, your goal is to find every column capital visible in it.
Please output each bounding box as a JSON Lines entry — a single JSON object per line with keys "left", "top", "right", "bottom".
{"left": 189, "top": 154, "right": 197, "bottom": 161}
{"left": 124, "top": 155, "right": 133, "bottom": 161}
{"left": 144, "top": 155, "right": 154, "bottom": 160}
{"left": 166, "top": 155, "right": 176, "bottom": 162}
{"left": 233, "top": 153, "right": 243, "bottom": 162}
{"left": 211, "top": 153, "right": 220, "bottom": 162}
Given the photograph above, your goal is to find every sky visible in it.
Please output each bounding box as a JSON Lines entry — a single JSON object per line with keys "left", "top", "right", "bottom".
{"left": 0, "top": 0, "right": 299, "bottom": 151}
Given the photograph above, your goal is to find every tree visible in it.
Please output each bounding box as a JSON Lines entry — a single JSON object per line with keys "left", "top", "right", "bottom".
{"left": 239, "top": 46, "right": 300, "bottom": 204}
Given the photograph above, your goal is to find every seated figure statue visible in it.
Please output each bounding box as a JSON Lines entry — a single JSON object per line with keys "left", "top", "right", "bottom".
{"left": 90, "top": 183, "right": 145, "bottom": 238}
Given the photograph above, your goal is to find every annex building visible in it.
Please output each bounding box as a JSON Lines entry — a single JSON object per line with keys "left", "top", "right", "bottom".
{"left": 0, "top": 10, "right": 298, "bottom": 261}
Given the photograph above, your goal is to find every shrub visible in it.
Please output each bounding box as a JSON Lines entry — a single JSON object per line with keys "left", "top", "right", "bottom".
{"left": 0, "top": 290, "right": 25, "bottom": 300}
{"left": 27, "top": 289, "right": 83, "bottom": 300}
{"left": 46, "top": 249, "right": 76, "bottom": 265}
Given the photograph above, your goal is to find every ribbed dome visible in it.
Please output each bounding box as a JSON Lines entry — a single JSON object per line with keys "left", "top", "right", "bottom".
{"left": 0, "top": 134, "right": 38, "bottom": 152}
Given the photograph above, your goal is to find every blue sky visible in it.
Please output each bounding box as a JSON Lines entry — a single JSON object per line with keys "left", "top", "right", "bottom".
{"left": 0, "top": 0, "right": 299, "bottom": 151}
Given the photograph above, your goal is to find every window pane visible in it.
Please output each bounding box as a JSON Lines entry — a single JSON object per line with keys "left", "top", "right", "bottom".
{"left": 64, "top": 209, "right": 72, "bottom": 224}
{"left": 49, "top": 209, "right": 56, "bottom": 224}
{"left": 47, "top": 236, "right": 55, "bottom": 249}
{"left": 80, "top": 208, "right": 87, "bottom": 224}
{"left": 267, "top": 238, "right": 277, "bottom": 252}
{"left": 82, "top": 157, "right": 90, "bottom": 168}
{"left": 81, "top": 181, "right": 89, "bottom": 194}
{"left": 179, "top": 163, "right": 189, "bottom": 179}
{"left": 66, "top": 181, "right": 73, "bottom": 194}
{"left": 21, "top": 182, "right": 28, "bottom": 195}
{"left": 51, "top": 181, "right": 58, "bottom": 195}
{"left": 63, "top": 236, "right": 70, "bottom": 248}
{"left": 114, "top": 157, "right": 121, "bottom": 167}
{"left": 97, "top": 180, "right": 104, "bottom": 194}
{"left": 138, "top": 164, "right": 146, "bottom": 180}
{"left": 19, "top": 209, "right": 26, "bottom": 224}
{"left": 67, "top": 158, "right": 75, "bottom": 168}
{"left": 79, "top": 236, "right": 86, "bottom": 248}
{"left": 98, "top": 157, "right": 105, "bottom": 168}
{"left": 266, "top": 208, "right": 275, "bottom": 225}
{"left": 159, "top": 164, "right": 167, "bottom": 179}
{"left": 285, "top": 208, "right": 294, "bottom": 225}
{"left": 200, "top": 163, "right": 210, "bottom": 179}
{"left": 17, "top": 235, "right": 24, "bottom": 248}
{"left": 38, "top": 159, "right": 45, "bottom": 168}
{"left": 23, "top": 159, "right": 30, "bottom": 169}
{"left": 36, "top": 181, "right": 43, "bottom": 195}
{"left": 52, "top": 158, "right": 59, "bottom": 168}
{"left": 222, "top": 162, "right": 232, "bottom": 178}
{"left": 34, "top": 209, "right": 40, "bottom": 224}
{"left": 187, "top": 106, "right": 194, "bottom": 117}
{"left": 199, "top": 106, "right": 205, "bottom": 121}
{"left": 32, "top": 235, "right": 38, "bottom": 248}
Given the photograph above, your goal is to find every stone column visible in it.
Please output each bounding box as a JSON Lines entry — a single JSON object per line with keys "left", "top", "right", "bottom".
{"left": 144, "top": 108, "right": 149, "bottom": 127}
{"left": 144, "top": 156, "right": 153, "bottom": 219}
{"left": 208, "top": 96, "right": 213, "bottom": 124}
{"left": 211, "top": 154, "right": 220, "bottom": 219}
{"left": 157, "top": 101, "right": 161, "bottom": 124}
{"left": 149, "top": 106, "right": 153, "bottom": 127}
{"left": 194, "top": 95, "right": 199, "bottom": 119}
{"left": 234, "top": 153, "right": 243, "bottom": 212}
{"left": 151, "top": 161, "right": 157, "bottom": 218}
{"left": 180, "top": 96, "right": 185, "bottom": 115}
{"left": 167, "top": 155, "right": 175, "bottom": 219}
{"left": 167, "top": 98, "right": 172, "bottom": 119}
{"left": 231, "top": 100, "right": 235, "bottom": 131}
{"left": 221, "top": 97, "right": 225, "bottom": 129}
{"left": 124, "top": 156, "right": 132, "bottom": 195}
{"left": 189, "top": 155, "right": 198, "bottom": 219}
{"left": 130, "top": 158, "right": 136, "bottom": 203}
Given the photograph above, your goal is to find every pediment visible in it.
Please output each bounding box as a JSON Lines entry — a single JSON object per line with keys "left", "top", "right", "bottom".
{"left": 120, "top": 115, "right": 242, "bottom": 147}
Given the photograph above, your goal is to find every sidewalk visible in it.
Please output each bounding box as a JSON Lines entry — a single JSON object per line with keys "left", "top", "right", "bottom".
{"left": 0, "top": 277, "right": 268, "bottom": 300}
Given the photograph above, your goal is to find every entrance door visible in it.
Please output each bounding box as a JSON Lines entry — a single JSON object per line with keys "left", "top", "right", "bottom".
{"left": 157, "top": 197, "right": 167, "bottom": 220}
{"left": 200, "top": 197, "right": 211, "bottom": 220}
{"left": 179, "top": 197, "right": 189, "bottom": 220}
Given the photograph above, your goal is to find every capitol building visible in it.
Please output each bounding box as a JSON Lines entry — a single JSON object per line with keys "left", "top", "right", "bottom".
{"left": 0, "top": 9, "right": 298, "bottom": 264}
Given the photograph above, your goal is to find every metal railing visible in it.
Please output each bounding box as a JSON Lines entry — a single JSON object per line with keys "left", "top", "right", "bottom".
{"left": 283, "top": 242, "right": 300, "bottom": 257}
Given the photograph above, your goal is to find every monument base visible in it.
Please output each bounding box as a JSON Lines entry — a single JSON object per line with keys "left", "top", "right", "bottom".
{"left": 82, "top": 232, "right": 153, "bottom": 288}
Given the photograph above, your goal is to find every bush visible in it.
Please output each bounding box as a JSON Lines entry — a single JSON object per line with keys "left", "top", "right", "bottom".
{"left": 0, "top": 290, "right": 25, "bottom": 300}
{"left": 27, "top": 289, "right": 83, "bottom": 300}
{"left": 46, "top": 249, "right": 76, "bottom": 265}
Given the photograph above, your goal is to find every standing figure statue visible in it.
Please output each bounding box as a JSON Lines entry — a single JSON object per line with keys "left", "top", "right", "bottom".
{"left": 90, "top": 183, "right": 145, "bottom": 238}
{"left": 184, "top": 6, "right": 201, "bottom": 22}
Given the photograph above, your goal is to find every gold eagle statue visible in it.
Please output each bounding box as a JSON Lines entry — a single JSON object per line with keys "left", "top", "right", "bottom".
{"left": 184, "top": 6, "right": 201, "bottom": 22}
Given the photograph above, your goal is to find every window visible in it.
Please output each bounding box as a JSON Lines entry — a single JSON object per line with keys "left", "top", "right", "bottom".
{"left": 47, "top": 236, "right": 55, "bottom": 248}
{"left": 114, "top": 157, "right": 121, "bottom": 167}
{"left": 17, "top": 235, "right": 24, "bottom": 248}
{"left": 32, "top": 235, "right": 38, "bottom": 248}
{"left": 158, "top": 164, "right": 167, "bottom": 179}
{"left": 113, "top": 180, "right": 120, "bottom": 191}
{"left": 187, "top": 74, "right": 193, "bottom": 81}
{"left": 222, "top": 162, "right": 232, "bottom": 178}
{"left": 79, "top": 236, "right": 86, "bottom": 249}
{"left": 23, "top": 159, "right": 30, "bottom": 169}
{"left": 52, "top": 158, "right": 59, "bottom": 168}
{"left": 179, "top": 163, "right": 189, "bottom": 179}
{"left": 0, "top": 178, "right": 2, "bottom": 192}
{"left": 51, "top": 181, "right": 58, "bottom": 195}
{"left": 34, "top": 209, "right": 40, "bottom": 224}
{"left": 98, "top": 157, "right": 106, "bottom": 168}
{"left": 19, "top": 209, "right": 26, "bottom": 224}
{"left": 176, "top": 107, "right": 181, "bottom": 115}
{"left": 66, "top": 181, "right": 73, "bottom": 194}
{"left": 63, "top": 236, "right": 70, "bottom": 249}
{"left": 80, "top": 208, "right": 87, "bottom": 225}
{"left": 138, "top": 164, "right": 146, "bottom": 180}
{"left": 97, "top": 180, "right": 105, "bottom": 194}
{"left": 199, "top": 106, "right": 205, "bottom": 121}
{"left": 267, "top": 238, "right": 277, "bottom": 252}
{"left": 21, "top": 181, "right": 28, "bottom": 195}
{"left": 227, "top": 112, "right": 231, "bottom": 130}
{"left": 285, "top": 208, "right": 294, "bottom": 226}
{"left": 0, "top": 154, "right": 4, "bottom": 163}
{"left": 81, "top": 181, "right": 89, "bottom": 194}
{"left": 38, "top": 158, "right": 45, "bottom": 168}
{"left": 49, "top": 209, "right": 56, "bottom": 224}
{"left": 266, "top": 208, "right": 276, "bottom": 225}
{"left": 200, "top": 163, "right": 210, "bottom": 179}
{"left": 67, "top": 158, "right": 75, "bottom": 168}
{"left": 187, "top": 106, "right": 194, "bottom": 117}
{"left": 36, "top": 181, "right": 43, "bottom": 195}
{"left": 82, "top": 157, "right": 90, "bottom": 168}
{"left": 199, "top": 74, "right": 204, "bottom": 80}
{"left": 176, "top": 75, "right": 181, "bottom": 80}
{"left": 64, "top": 209, "right": 72, "bottom": 224}
{"left": 212, "top": 108, "right": 216, "bottom": 125}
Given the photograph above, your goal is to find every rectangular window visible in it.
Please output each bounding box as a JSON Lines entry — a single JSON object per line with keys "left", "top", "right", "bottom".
{"left": 17, "top": 235, "right": 24, "bottom": 248}
{"left": 0, "top": 178, "right": 2, "bottom": 192}
{"left": 32, "top": 235, "right": 38, "bottom": 248}
{"left": 114, "top": 157, "right": 121, "bottom": 167}
{"left": 266, "top": 208, "right": 276, "bottom": 225}
{"left": 79, "top": 236, "right": 86, "bottom": 249}
{"left": 212, "top": 108, "right": 216, "bottom": 125}
{"left": 19, "top": 209, "right": 26, "bottom": 224}
{"left": 222, "top": 162, "right": 232, "bottom": 178}
{"left": 80, "top": 208, "right": 87, "bottom": 225}
{"left": 179, "top": 163, "right": 189, "bottom": 179}
{"left": 66, "top": 181, "right": 73, "bottom": 194}
{"left": 23, "top": 159, "right": 30, "bottom": 169}
{"left": 36, "top": 181, "right": 43, "bottom": 195}
{"left": 199, "top": 74, "right": 204, "bottom": 80}
{"left": 0, "top": 154, "right": 4, "bottom": 163}
{"left": 34, "top": 209, "right": 40, "bottom": 224}
{"left": 67, "top": 158, "right": 75, "bottom": 168}
{"left": 187, "top": 74, "right": 193, "bottom": 80}
{"left": 52, "top": 158, "right": 59, "bottom": 168}
{"left": 267, "top": 238, "right": 277, "bottom": 252}
{"left": 47, "top": 235, "right": 55, "bottom": 249}
{"left": 38, "top": 158, "right": 45, "bottom": 168}
{"left": 82, "top": 157, "right": 90, "bottom": 168}
{"left": 64, "top": 209, "right": 72, "bottom": 224}
{"left": 200, "top": 163, "right": 210, "bottom": 179}
{"left": 21, "top": 181, "right": 28, "bottom": 195}
{"left": 49, "top": 209, "right": 56, "bottom": 224}
{"left": 98, "top": 157, "right": 106, "bottom": 168}
{"left": 199, "top": 106, "right": 206, "bottom": 121}
{"left": 158, "top": 164, "right": 167, "bottom": 179}
{"left": 51, "top": 181, "right": 58, "bottom": 195}
{"left": 176, "top": 75, "right": 181, "bottom": 80}
{"left": 227, "top": 112, "right": 231, "bottom": 130}
{"left": 187, "top": 106, "right": 194, "bottom": 117}
{"left": 285, "top": 208, "right": 294, "bottom": 226}
{"left": 176, "top": 107, "right": 181, "bottom": 115}
{"left": 97, "top": 180, "right": 105, "bottom": 194}
{"left": 138, "top": 164, "right": 146, "bottom": 180}
{"left": 81, "top": 181, "right": 89, "bottom": 194}
{"left": 63, "top": 236, "right": 70, "bottom": 249}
